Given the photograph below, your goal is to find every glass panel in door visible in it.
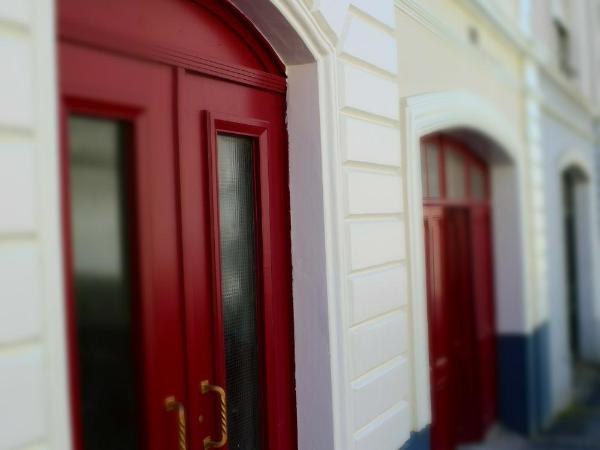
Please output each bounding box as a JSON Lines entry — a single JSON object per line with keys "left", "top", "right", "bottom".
{"left": 470, "top": 165, "right": 486, "bottom": 201}
{"left": 68, "top": 115, "right": 140, "bottom": 450}
{"left": 217, "top": 134, "right": 262, "bottom": 450}
{"left": 425, "top": 142, "right": 441, "bottom": 199}
{"left": 445, "top": 149, "right": 466, "bottom": 199}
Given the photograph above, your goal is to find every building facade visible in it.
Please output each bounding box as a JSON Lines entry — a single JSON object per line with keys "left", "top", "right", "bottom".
{"left": 0, "top": 1, "right": 599, "bottom": 450}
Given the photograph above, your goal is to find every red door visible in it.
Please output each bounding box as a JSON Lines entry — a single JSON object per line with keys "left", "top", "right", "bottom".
{"left": 424, "top": 206, "right": 454, "bottom": 450}
{"left": 421, "top": 135, "right": 497, "bottom": 450}
{"left": 59, "top": 1, "right": 296, "bottom": 450}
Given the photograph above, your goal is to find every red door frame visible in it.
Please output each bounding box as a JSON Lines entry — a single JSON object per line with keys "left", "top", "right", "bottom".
{"left": 58, "top": 1, "right": 296, "bottom": 449}
{"left": 421, "top": 134, "right": 498, "bottom": 449}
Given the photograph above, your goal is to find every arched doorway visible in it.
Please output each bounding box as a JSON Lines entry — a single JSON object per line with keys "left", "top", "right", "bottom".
{"left": 560, "top": 165, "right": 593, "bottom": 367}
{"left": 421, "top": 133, "right": 497, "bottom": 450}
{"left": 562, "top": 167, "right": 584, "bottom": 362}
{"left": 59, "top": 1, "right": 296, "bottom": 449}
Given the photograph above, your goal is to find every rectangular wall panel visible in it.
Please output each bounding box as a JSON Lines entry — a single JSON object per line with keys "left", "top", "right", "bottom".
{"left": 353, "top": 402, "right": 410, "bottom": 450}
{"left": 0, "top": 142, "right": 37, "bottom": 233}
{"left": 339, "top": 62, "right": 399, "bottom": 120}
{"left": 349, "top": 264, "right": 406, "bottom": 324}
{"left": 0, "top": 242, "right": 41, "bottom": 343}
{"left": 0, "top": 348, "right": 46, "bottom": 449}
{"left": 341, "top": 14, "right": 397, "bottom": 74}
{"left": 351, "top": 358, "right": 409, "bottom": 430}
{"left": 350, "top": 312, "right": 407, "bottom": 378}
{"left": 346, "top": 169, "right": 403, "bottom": 215}
{"left": 348, "top": 220, "right": 405, "bottom": 271}
{"left": 341, "top": 116, "right": 401, "bottom": 166}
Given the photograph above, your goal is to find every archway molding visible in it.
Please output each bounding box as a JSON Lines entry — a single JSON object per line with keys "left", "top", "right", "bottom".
{"left": 402, "top": 90, "right": 532, "bottom": 428}
{"left": 558, "top": 149, "right": 595, "bottom": 180}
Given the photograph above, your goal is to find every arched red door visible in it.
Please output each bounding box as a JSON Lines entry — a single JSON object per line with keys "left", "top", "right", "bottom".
{"left": 421, "top": 134, "right": 497, "bottom": 450}
{"left": 59, "top": 2, "right": 296, "bottom": 449}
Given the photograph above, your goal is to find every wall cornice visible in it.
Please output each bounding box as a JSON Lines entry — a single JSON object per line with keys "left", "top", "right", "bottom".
{"left": 394, "top": 0, "right": 521, "bottom": 91}
{"left": 457, "top": 0, "right": 529, "bottom": 55}
{"left": 395, "top": 0, "right": 599, "bottom": 124}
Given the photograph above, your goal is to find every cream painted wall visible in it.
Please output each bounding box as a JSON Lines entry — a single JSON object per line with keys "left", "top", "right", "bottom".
{"left": 492, "top": 0, "right": 521, "bottom": 22}
{"left": 394, "top": 0, "right": 534, "bottom": 324}
{"left": 395, "top": 2, "right": 524, "bottom": 139}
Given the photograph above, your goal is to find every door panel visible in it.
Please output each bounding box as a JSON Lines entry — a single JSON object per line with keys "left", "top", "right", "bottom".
{"left": 61, "top": 43, "right": 186, "bottom": 450}
{"left": 424, "top": 206, "right": 454, "bottom": 450}
{"left": 422, "top": 135, "right": 497, "bottom": 450}
{"left": 445, "top": 208, "right": 479, "bottom": 443}
{"left": 178, "top": 71, "right": 296, "bottom": 450}
{"left": 471, "top": 207, "right": 498, "bottom": 430}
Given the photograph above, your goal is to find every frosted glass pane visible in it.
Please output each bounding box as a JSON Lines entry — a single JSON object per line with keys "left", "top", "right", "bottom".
{"left": 217, "top": 134, "right": 261, "bottom": 450}
{"left": 446, "top": 149, "right": 466, "bottom": 199}
{"left": 471, "top": 165, "right": 486, "bottom": 200}
{"left": 68, "top": 115, "right": 140, "bottom": 450}
{"left": 426, "top": 143, "right": 440, "bottom": 198}
{"left": 421, "top": 149, "right": 427, "bottom": 196}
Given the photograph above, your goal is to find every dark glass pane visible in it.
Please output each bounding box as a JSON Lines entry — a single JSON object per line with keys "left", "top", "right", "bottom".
{"left": 68, "top": 115, "right": 139, "bottom": 450}
{"left": 470, "top": 165, "right": 486, "bottom": 200}
{"left": 420, "top": 149, "right": 428, "bottom": 197}
{"left": 217, "top": 134, "right": 261, "bottom": 450}
{"left": 445, "top": 149, "right": 466, "bottom": 199}
{"left": 426, "top": 143, "right": 440, "bottom": 198}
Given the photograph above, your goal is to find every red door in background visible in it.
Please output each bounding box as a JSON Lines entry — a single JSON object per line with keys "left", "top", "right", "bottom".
{"left": 421, "top": 134, "right": 497, "bottom": 450}
{"left": 59, "top": 1, "right": 296, "bottom": 450}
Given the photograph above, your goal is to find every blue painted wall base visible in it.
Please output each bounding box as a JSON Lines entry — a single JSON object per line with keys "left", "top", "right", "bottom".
{"left": 400, "top": 325, "right": 550, "bottom": 450}
{"left": 400, "top": 426, "right": 430, "bottom": 450}
{"left": 533, "top": 324, "right": 552, "bottom": 428}
{"left": 497, "top": 323, "right": 551, "bottom": 435}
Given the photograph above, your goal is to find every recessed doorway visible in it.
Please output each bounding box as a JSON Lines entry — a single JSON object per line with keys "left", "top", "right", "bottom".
{"left": 421, "top": 134, "right": 498, "bottom": 450}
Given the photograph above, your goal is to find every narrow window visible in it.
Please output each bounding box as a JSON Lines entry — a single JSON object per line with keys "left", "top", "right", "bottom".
{"left": 445, "top": 149, "right": 466, "bottom": 199}
{"left": 555, "top": 20, "right": 575, "bottom": 77}
{"left": 470, "top": 164, "right": 486, "bottom": 201}
{"left": 424, "top": 142, "right": 441, "bottom": 199}
{"left": 68, "top": 115, "right": 140, "bottom": 450}
{"left": 217, "top": 134, "right": 262, "bottom": 450}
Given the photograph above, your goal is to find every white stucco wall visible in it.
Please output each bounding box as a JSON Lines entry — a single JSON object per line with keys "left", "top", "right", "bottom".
{"left": 308, "top": 2, "right": 413, "bottom": 448}
{"left": 0, "top": 1, "right": 71, "bottom": 450}
{"left": 539, "top": 70, "right": 600, "bottom": 413}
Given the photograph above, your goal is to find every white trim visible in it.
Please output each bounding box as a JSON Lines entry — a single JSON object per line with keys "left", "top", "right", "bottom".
{"left": 402, "top": 90, "right": 531, "bottom": 427}
{"left": 236, "top": 1, "right": 353, "bottom": 448}
{"left": 558, "top": 149, "right": 596, "bottom": 179}
{"left": 403, "top": 92, "right": 522, "bottom": 159}
{"left": 33, "top": 0, "right": 72, "bottom": 448}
